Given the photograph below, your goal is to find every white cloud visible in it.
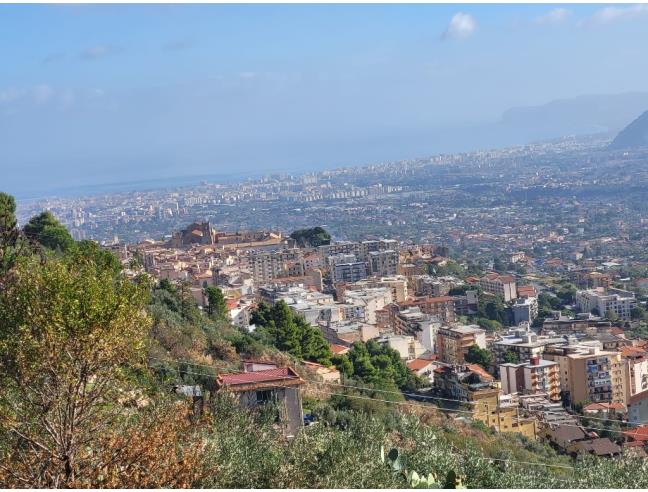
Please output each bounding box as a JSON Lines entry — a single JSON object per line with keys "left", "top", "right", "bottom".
{"left": 535, "top": 8, "right": 571, "bottom": 25}
{"left": 442, "top": 12, "right": 477, "bottom": 40}
{"left": 582, "top": 4, "right": 648, "bottom": 26}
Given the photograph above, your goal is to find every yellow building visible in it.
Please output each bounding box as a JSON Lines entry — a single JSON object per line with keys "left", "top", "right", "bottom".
{"left": 566, "top": 348, "right": 625, "bottom": 406}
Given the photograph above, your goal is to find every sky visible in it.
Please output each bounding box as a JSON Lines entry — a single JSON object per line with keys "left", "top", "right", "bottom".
{"left": 2, "top": 3, "right": 648, "bottom": 197}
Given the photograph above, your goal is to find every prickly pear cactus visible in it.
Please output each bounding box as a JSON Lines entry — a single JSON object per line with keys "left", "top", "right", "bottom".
{"left": 380, "top": 446, "right": 452, "bottom": 489}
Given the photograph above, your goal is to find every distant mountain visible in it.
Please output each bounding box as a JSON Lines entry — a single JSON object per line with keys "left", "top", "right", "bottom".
{"left": 609, "top": 110, "right": 648, "bottom": 150}
{"left": 499, "top": 92, "right": 648, "bottom": 140}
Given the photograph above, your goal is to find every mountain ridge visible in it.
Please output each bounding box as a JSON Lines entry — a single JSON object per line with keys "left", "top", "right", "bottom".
{"left": 609, "top": 109, "right": 648, "bottom": 150}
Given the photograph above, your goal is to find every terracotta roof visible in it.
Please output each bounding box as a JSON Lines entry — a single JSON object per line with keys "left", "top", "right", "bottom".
{"left": 466, "top": 364, "right": 495, "bottom": 382}
{"left": 216, "top": 367, "right": 303, "bottom": 391}
{"left": 330, "top": 343, "right": 350, "bottom": 354}
{"left": 497, "top": 275, "right": 516, "bottom": 283}
{"left": 407, "top": 358, "right": 434, "bottom": 371}
{"left": 620, "top": 346, "right": 647, "bottom": 358}
{"left": 517, "top": 285, "right": 537, "bottom": 298}
{"left": 583, "top": 402, "right": 626, "bottom": 412}
{"left": 610, "top": 327, "right": 625, "bottom": 336}
{"left": 624, "top": 426, "right": 648, "bottom": 442}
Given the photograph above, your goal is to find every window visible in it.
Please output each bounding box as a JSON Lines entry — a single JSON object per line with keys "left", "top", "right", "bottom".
{"left": 256, "top": 389, "right": 274, "bottom": 405}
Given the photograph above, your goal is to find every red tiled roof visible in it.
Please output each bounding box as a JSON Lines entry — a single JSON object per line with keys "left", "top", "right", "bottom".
{"left": 466, "top": 364, "right": 495, "bottom": 382}
{"left": 517, "top": 285, "right": 537, "bottom": 297}
{"left": 407, "top": 358, "right": 434, "bottom": 371}
{"left": 620, "top": 346, "right": 647, "bottom": 358}
{"left": 330, "top": 343, "right": 350, "bottom": 354}
{"left": 624, "top": 426, "right": 648, "bottom": 442}
{"left": 217, "top": 367, "right": 301, "bottom": 387}
{"left": 584, "top": 402, "right": 626, "bottom": 412}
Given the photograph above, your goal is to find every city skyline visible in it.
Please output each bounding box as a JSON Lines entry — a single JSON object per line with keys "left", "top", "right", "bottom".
{"left": 3, "top": 3, "right": 648, "bottom": 196}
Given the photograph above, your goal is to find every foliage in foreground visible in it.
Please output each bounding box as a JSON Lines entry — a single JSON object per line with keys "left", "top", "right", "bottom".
{"left": 198, "top": 395, "right": 648, "bottom": 489}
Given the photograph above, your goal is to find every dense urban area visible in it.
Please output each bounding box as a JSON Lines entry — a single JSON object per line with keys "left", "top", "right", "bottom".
{"left": 5, "top": 131, "right": 648, "bottom": 487}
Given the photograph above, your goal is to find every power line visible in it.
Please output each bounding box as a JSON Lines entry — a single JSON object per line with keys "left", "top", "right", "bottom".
{"left": 148, "top": 363, "right": 624, "bottom": 479}
{"left": 149, "top": 356, "right": 643, "bottom": 434}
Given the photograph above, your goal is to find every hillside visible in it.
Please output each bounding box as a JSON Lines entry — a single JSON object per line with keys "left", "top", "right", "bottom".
{"left": 3, "top": 192, "right": 648, "bottom": 488}
{"left": 609, "top": 109, "right": 648, "bottom": 150}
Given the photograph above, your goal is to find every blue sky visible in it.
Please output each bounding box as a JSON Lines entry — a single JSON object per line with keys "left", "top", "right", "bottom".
{"left": 2, "top": 4, "right": 648, "bottom": 196}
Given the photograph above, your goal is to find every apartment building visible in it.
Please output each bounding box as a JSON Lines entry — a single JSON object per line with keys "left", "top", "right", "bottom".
{"left": 368, "top": 250, "right": 399, "bottom": 277}
{"left": 434, "top": 364, "right": 537, "bottom": 438}
{"left": 398, "top": 296, "right": 456, "bottom": 323}
{"left": 388, "top": 306, "right": 442, "bottom": 352}
{"left": 500, "top": 356, "right": 561, "bottom": 401}
{"left": 342, "top": 287, "right": 393, "bottom": 325}
{"left": 511, "top": 296, "right": 539, "bottom": 324}
{"left": 572, "top": 270, "right": 612, "bottom": 289}
{"left": 377, "top": 334, "right": 427, "bottom": 361}
{"left": 621, "top": 346, "right": 648, "bottom": 401}
{"left": 565, "top": 347, "right": 625, "bottom": 406}
{"left": 412, "top": 275, "right": 464, "bottom": 297}
{"left": 575, "top": 287, "right": 636, "bottom": 320}
{"left": 244, "top": 249, "right": 305, "bottom": 284}
{"left": 478, "top": 273, "right": 518, "bottom": 301}
{"left": 337, "top": 276, "right": 408, "bottom": 303}
{"left": 492, "top": 328, "right": 565, "bottom": 365}
{"left": 332, "top": 261, "right": 368, "bottom": 284}
{"left": 540, "top": 312, "right": 612, "bottom": 336}
{"left": 436, "top": 324, "right": 486, "bottom": 364}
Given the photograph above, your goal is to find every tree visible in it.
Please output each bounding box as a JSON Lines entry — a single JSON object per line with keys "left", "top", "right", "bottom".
{"left": 0, "top": 254, "right": 151, "bottom": 486}
{"left": 0, "top": 192, "right": 26, "bottom": 276}
{"left": 476, "top": 317, "right": 502, "bottom": 331}
{"left": 205, "top": 286, "right": 228, "bottom": 320}
{"left": 251, "top": 301, "right": 332, "bottom": 365}
{"left": 492, "top": 257, "right": 506, "bottom": 273}
{"left": 76, "top": 240, "right": 121, "bottom": 276}
{"left": 290, "top": 227, "right": 331, "bottom": 247}
{"left": 464, "top": 345, "right": 493, "bottom": 370}
{"left": 478, "top": 295, "right": 509, "bottom": 325}
{"left": 23, "top": 211, "right": 74, "bottom": 252}
{"left": 503, "top": 350, "right": 520, "bottom": 364}
{"left": 631, "top": 306, "right": 647, "bottom": 321}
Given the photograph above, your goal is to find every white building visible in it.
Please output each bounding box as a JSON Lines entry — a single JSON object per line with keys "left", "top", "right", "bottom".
{"left": 575, "top": 287, "right": 636, "bottom": 320}
{"left": 342, "top": 287, "right": 393, "bottom": 325}
{"left": 511, "top": 296, "right": 539, "bottom": 324}
{"left": 478, "top": 273, "right": 517, "bottom": 301}
{"left": 378, "top": 335, "right": 427, "bottom": 361}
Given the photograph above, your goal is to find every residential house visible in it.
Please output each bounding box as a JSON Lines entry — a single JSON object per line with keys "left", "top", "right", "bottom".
{"left": 216, "top": 363, "right": 305, "bottom": 437}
